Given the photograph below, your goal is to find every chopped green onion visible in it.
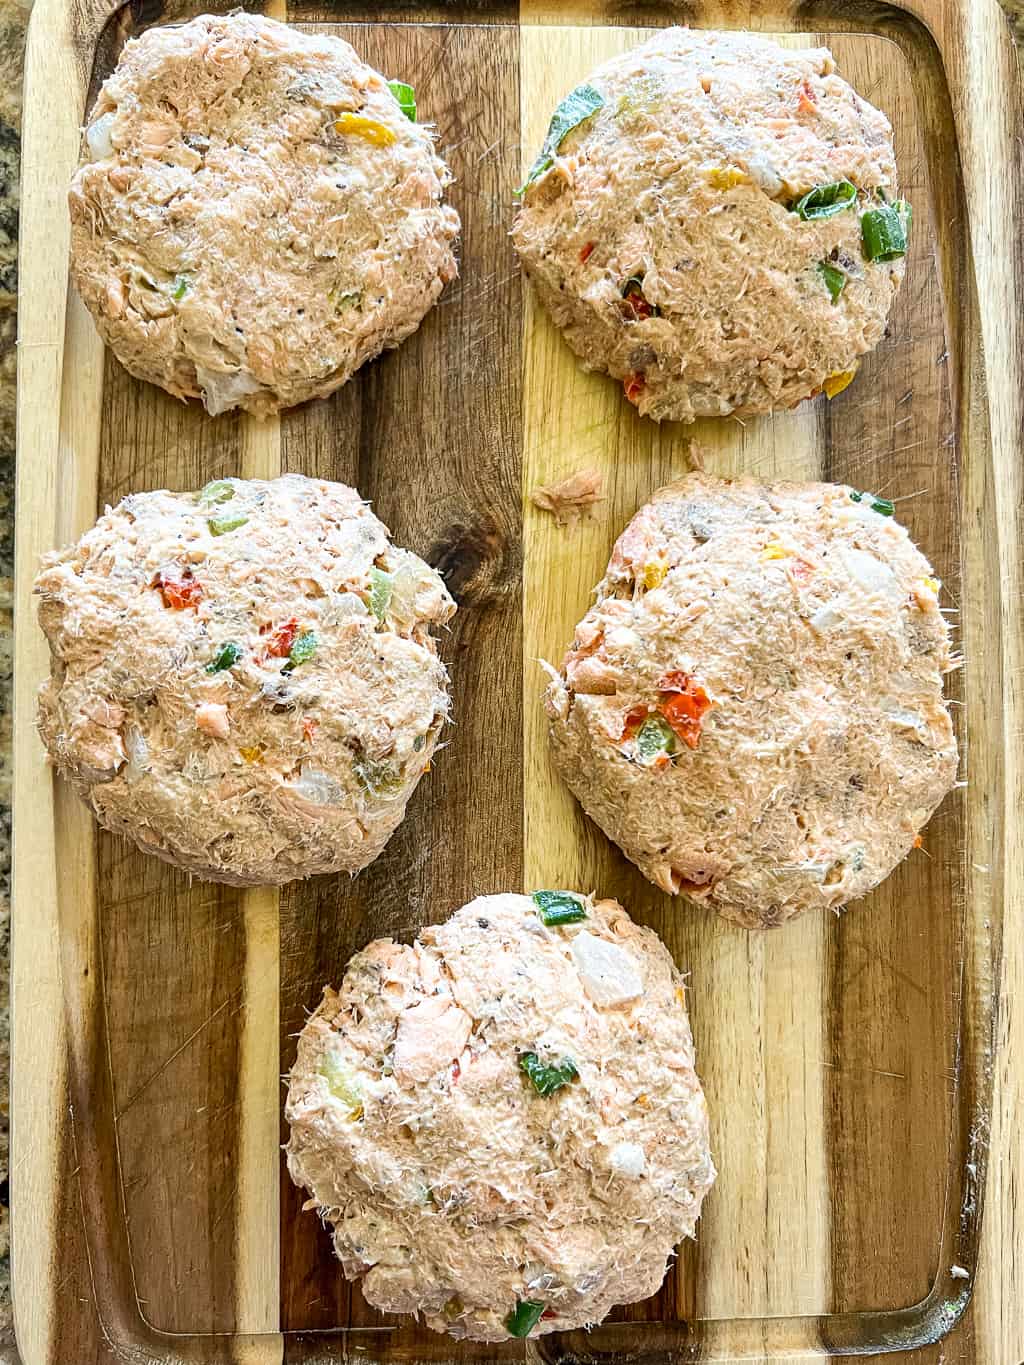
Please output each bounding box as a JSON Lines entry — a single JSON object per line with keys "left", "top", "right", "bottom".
{"left": 504, "top": 1299, "right": 545, "bottom": 1338}
{"left": 171, "top": 275, "right": 190, "bottom": 301}
{"left": 635, "top": 714, "right": 676, "bottom": 764}
{"left": 387, "top": 80, "right": 416, "bottom": 122}
{"left": 283, "top": 629, "right": 317, "bottom": 672}
{"left": 791, "top": 179, "right": 858, "bottom": 220}
{"left": 849, "top": 489, "right": 895, "bottom": 516}
{"left": 206, "top": 641, "right": 242, "bottom": 674}
{"left": 368, "top": 565, "right": 393, "bottom": 624}
{"left": 199, "top": 479, "right": 235, "bottom": 505}
{"left": 209, "top": 512, "right": 248, "bottom": 536}
{"left": 817, "top": 260, "right": 847, "bottom": 303}
{"left": 861, "top": 200, "right": 910, "bottom": 262}
{"left": 532, "top": 890, "right": 587, "bottom": 926}
{"left": 519, "top": 1051, "right": 578, "bottom": 1097}
{"left": 517, "top": 83, "right": 604, "bottom": 195}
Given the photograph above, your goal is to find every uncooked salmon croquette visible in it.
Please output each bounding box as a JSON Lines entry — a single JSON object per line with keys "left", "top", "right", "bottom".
{"left": 34, "top": 474, "right": 455, "bottom": 885}
{"left": 512, "top": 28, "right": 909, "bottom": 421}
{"left": 68, "top": 12, "right": 460, "bottom": 416}
{"left": 545, "top": 474, "right": 958, "bottom": 928}
{"left": 285, "top": 892, "right": 714, "bottom": 1341}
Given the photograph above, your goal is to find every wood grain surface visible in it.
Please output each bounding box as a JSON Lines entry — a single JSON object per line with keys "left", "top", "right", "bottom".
{"left": 11, "top": 2, "right": 1023, "bottom": 1363}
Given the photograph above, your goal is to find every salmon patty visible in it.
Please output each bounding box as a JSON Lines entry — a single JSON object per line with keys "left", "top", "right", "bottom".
{"left": 545, "top": 474, "right": 958, "bottom": 927}
{"left": 69, "top": 13, "right": 460, "bottom": 416}
{"left": 35, "top": 475, "right": 455, "bottom": 885}
{"left": 512, "top": 28, "right": 908, "bottom": 421}
{"left": 285, "top": 892, "right": 714, "bottom": 1341}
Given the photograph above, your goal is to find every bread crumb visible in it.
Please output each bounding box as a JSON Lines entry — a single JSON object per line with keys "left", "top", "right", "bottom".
{"left": 530, "top": 468, "right": 604, "bottom": 528}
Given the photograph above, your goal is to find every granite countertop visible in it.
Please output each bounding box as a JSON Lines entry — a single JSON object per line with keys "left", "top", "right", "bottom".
{"left": 0, "top": 0, "right": 25, "bottom": 1343}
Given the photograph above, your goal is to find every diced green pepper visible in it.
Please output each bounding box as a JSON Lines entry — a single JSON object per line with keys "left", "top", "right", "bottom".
{"left": 354, "top": 755, "right": 403, "bottom": 798}
{"left": 635, "top": 714, "right": 676, "bottom": 764}
{"left": 368, "top": 565, "right": 394, "bottom": 624}
{"left": 171, "top": 275, "right": 190, "bottom": 301}
{"left": 518, "top": 83, "right": 604, "bottom": 195}
{"left": 387, "top": 80, "right": 416, "bottom": 122}
{"left": 199, "top": 479, "right": 235, "bottom": 505}
{"left": 209, "top": 512, "right": 248, "bottom": 536}
{"left": 504, "top": 1299, "right": 545, "bottom": 1338}
{"left": 531, "top": 890, "right": 587, "bottom": 926}
{"left": 283, "top": 629, "right": 317, "bottom": 673}
{"left": 519, "top": 1051, "right": 578, "bottom": 1097}
{"left": 206, "top": 641, "right": 242, "bottom": 674}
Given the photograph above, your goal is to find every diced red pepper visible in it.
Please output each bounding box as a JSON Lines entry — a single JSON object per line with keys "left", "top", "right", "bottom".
{"left": 788, "top": 557, "right": 815, "bottom": 587}
{"left": 579, "top": 241, "right": 595, "bottom": 263}
{"left": 451, "top": 1058, "right": 461, "bottom": 1083}
{"left": 657, "top": 672, "right": 713, "bottom": 749}
{"left": 624, "top": 372, "right": 646, "bottom": 404}
{"left": 302, "top": 716, "right": 318, "bottom": 743}
{"left": 619, "top": 704, "right": 649, "bottom": 743}
{"left": 622, "top": 291, "right": 655, "bottom": 321}
{"left": 541, "top": 1309, "right": 558, "bottom": 1321}
{"left": 156, "top": 570, "right": 203, "bottom": 610}
{"left": 264, "top": 617, "right": 299, "bottom": 658}
{"left": 797, "top": 79, "right": 817, "bottom": 116}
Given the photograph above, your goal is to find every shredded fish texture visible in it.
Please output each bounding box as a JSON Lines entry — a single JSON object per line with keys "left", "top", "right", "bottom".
{"left": 530, "top": 468, "right": 605, "bottom": 528}
{"left": 512, "top": 28, "right": 905, "bottom": 422}
{"left": 67, "top": 13, "right": 460, "bottom": 416}
{"left": 34, "top": 474, "right": 456, "bottom": 885}
{"left": 546, "top": 472, "right": 958, "bottom": 927}
{"left": 285, "top": 892, "right": 715, "bottom": 1342}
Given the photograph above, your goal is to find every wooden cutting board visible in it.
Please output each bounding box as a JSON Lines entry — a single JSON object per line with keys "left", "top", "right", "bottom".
{"left": 12, "top": 1, "right": 1023, "bottom": 1362}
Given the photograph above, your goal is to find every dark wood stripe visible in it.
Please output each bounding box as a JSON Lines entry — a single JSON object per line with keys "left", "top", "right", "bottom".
{"left": 77, "top": 359, "right": 253, "bottom": 1337}
{"left": 821, "top": 17, "right": 967, "bottom": 1335}
{"left": 276, "top": 18, "right": 523, "bottom": 1352}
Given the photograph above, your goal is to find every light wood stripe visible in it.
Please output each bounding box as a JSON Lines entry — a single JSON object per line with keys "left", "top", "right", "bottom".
{"left": 11, "top": 0, "right": 98, "bottom": 1355}
{"left": 520, "top": 27, "right": 831, "bottom": 1337}
{"left": 234, "top": 404, "right": 284, "bottom": 1342}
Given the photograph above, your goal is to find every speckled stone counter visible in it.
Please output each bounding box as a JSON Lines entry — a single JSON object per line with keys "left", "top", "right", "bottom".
{"left": 0, "top": 0, "right": 25, "bottom": 1343}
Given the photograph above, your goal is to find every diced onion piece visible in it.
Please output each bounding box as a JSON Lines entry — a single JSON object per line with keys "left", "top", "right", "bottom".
{"left": 87, "top": 112, "right": 115, "bottom": 161}
{"left": 571, "top": 930, "right": 643, "bottom": 1006}
{"left": 609, "top": 1140, "right": 646, "bottom": 1178}
{"left": 318, "top": 1048, "right": 363, "bottom": 1117}
{"left": 195, "top": 365, "right": 266, "bottom": 416}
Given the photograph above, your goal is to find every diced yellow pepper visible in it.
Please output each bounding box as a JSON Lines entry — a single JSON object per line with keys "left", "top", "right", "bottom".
{"left": 761, "top": 540, "right": 791, "bottom": 561}
{"left": 334, "top": 113, "right": 397, "bottom": 146}
{"left": 707, "top": 166, "right": 748, "bottom": 189}
{"left": 923, "top": 576, "right": 940, "bottom": 594}
{"left": 643, "top": 560, "right": 668, "bottom": 590}
{"left": 239, "top": 745, "right": 263, "bottom": 764}
{"left": 823, "top": 368, "right": 857, "bottom": 399}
